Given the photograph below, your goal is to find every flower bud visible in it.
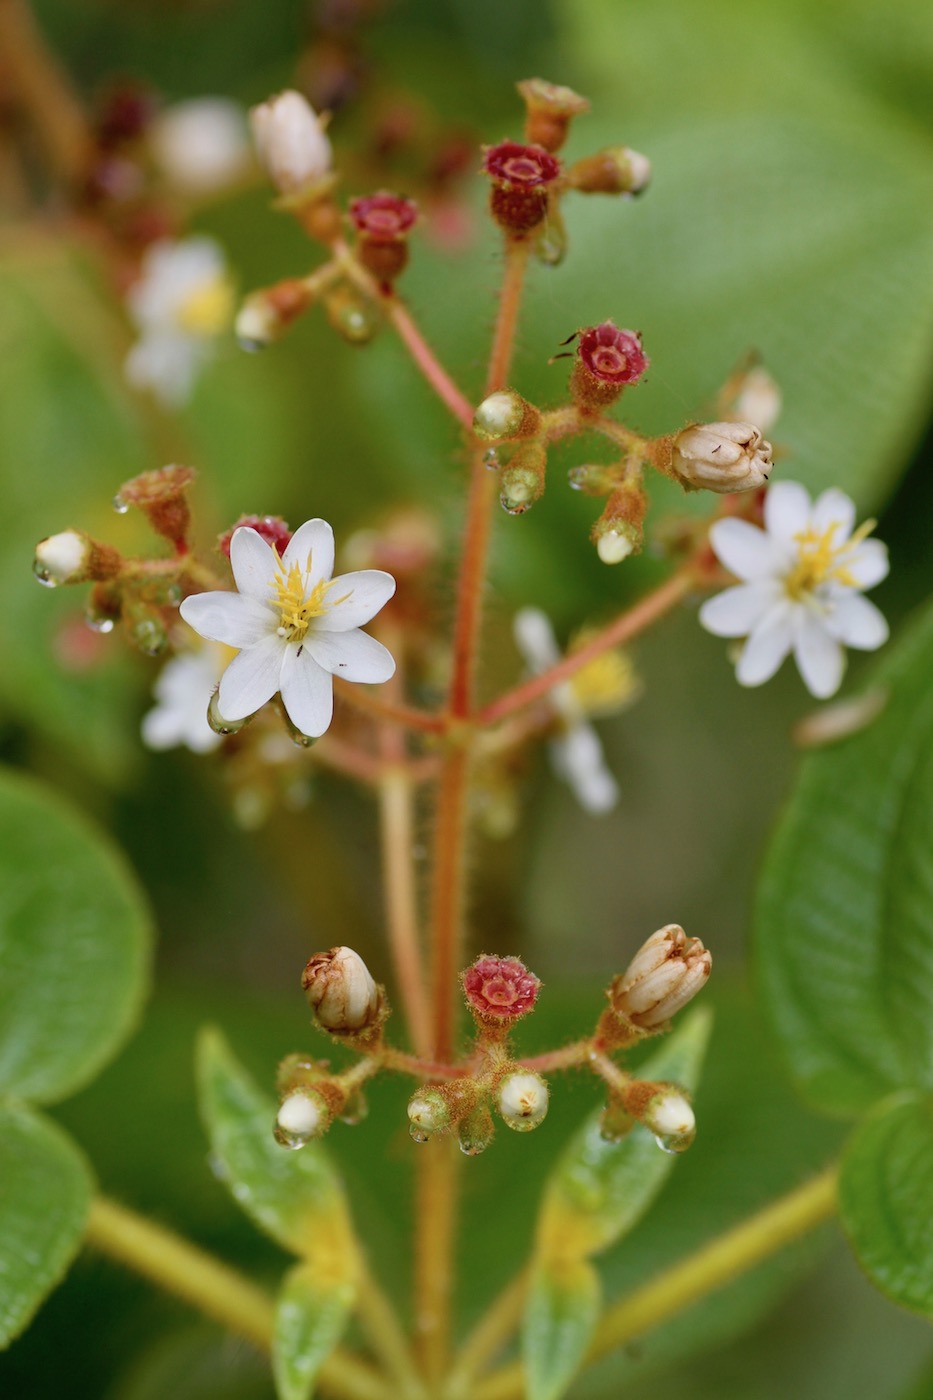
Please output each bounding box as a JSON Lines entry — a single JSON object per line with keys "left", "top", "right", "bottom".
{"left": 497, "top": 1070, "right": 549, "bottom": 1131}
{"left": 407, "top": 1086, "right": 451, "bottom": 1142}
{"left": 119, "top": 465, "right": 197, "bottom": 550}
{"left": 458, "top": 1103, "right": 495, "bottom": 1156}
{"left": 516, "top": 78, "right": 590, "bottom": 153}
{"left": 349, "top": 192, "right": 418, "bottom": 282}
{"left": 473, "top": 389, "right": 541, "bottom": 442}
{"left": 717, "top": 362, "right": 782, "bottom": 435}
{"left": 301, "top": 945, "right": 381, "bottom": 1033}
{"left": 639, "top": 1086, "right": 696, "bottom": 1153}
{"left": 570, "top": 323, "right": 649, "bottom": 409}
{"left": 666, "top": 422, "right": 772, "bottom": 494}
{"left": 34, "top": 530, "right": 96, "bottom": 587}
{"left": 249, "top": 90, "right": 332, "bottom": 196}
{"left": 218, "top": 514, "right": 292, "bottom": 560}
{"left": 324, "top": 283, "right": 382, "bottom": 344}
{"left": 610, "top": 924, "right": 711, "bottom": 1030}
{"left": 567, "top": 146, "right": 651, "bottom": 196}
{"left": 275, "top": 1088, "right": 328, "bottom": 1150}
{"left": 500, "top": 440, "right": 547, "bottom": 516}
{"left": 483, "top": 141, "right": 560, "bottom": 234}
{"left": 235, "top": 278, "right": 317, "bottom": 350}
{"left": 462, "top": 955, "right": 541, "bottom": 1023}
{"left": 592, "top": 480, "right": 647, "bottom": 563}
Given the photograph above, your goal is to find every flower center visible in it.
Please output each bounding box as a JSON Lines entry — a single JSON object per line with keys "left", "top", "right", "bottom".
{"left": 567, "top": 643, "right": 639, "bottom": 717}
{"left": 785, "top": 518, "right": 875, "bottom": 600}
{"left": 176, "top": 275, "right": 234, "bottom": 335}
{"left": 272, "top": 559, "right": 336, "bottom": 642}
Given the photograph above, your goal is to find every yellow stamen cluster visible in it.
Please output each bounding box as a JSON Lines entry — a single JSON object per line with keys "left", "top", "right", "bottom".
{"left": 568, "top": 640, "right": 640, "bottom": 717}
{"left": 176, "top": 275, "right": 235, "bottom": 335}
{"left": 273, "top": 559, "right": 335, "bottom": 642}
{"left": 785, "top": 519, "right": 875, "bottom": 600}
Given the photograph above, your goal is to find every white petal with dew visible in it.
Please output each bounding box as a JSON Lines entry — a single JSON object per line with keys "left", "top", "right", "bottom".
{"left": 282, "top": 518, "right": 335, "bottom": 587}
{"left": 280, "top": 646, "right": 333, "bottom": 737}
{"left": 305, "top": 628, "right": 396, "bottom": 683}
{"left": 735, "top": 601, "right": 794, "bottom": 686}
{"left": 845, "top": 539, "right": 889, "bottom": 589}
{"left": 810, "top": 488, "right": 857, "bottom": 541}
{"left": 317, "top": 570, "right": 397, "bottom": 631}
{"left": 217, "top": 632, "right": 284, "bottom": 720}
{"left": 513, "top": 607, "right": 561, "bottom": 672}
{"left": 180, "top": 591, "right": 273, "bottom": 648}
{"left": 763, "top": 480, "right": 812, "bottom": 545}
{"left": 550, "top": 723, "right": 619, "bottom": 814}
{"left": 708, "top": 518, "right": 781, "bottom": 581}
{"left": 229, "top": 527, "right": 279, "bottom": 603}
{"left": 824, "top": 592, "right": 889, "bottom": 650}
{"left": 793, "top": 610, "right": 845, "bottom": 698}
{"left": 698, "top": 580, "right": 779, "bottom": 638}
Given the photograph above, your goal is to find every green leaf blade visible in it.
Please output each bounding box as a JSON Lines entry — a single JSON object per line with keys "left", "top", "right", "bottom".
{"left": 0, "top": 769, "right": 153, "bottom": 1104}
{"left": 839, "top": 1094, "right": 933, "bottom": 1316}
{"left": 522, "top": 1260, "right": 601, "bottom": 1400}
{"left": 273, "top": 1263, "right": 355, "bottom": 1400}
{"left": 0, "top": 1104, "right": 93, "bottom": 1347}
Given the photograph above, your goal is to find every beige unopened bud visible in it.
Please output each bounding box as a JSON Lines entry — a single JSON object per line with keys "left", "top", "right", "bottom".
{"left": 669, "top": 422, "right": 772, "bottom": 493}
{"left": 249, "top": 90, "right": 332, "bottom": 195}
{"left": 34, "top": 530, "right": 121, "bottom": 588}
{"left": 274, "top": 1088, "right": 330, "bottom": 1149}
{"left": 729, "top": 367, "right": 782, "bottom": 435}
{"left": 610, "top": 924, "right": 711, "bottom": 1029}
{"left": 301, "top": 945, "right": 380, "bottom": 1033}
{"left": 643, "top": 1089, "right": 694, "bottom": 1140}
{"left": 497, "top": 1071, "right": 549, "bottom": 1131}
{"left": 473, "top": 390, "right": 541, "bottom": 442}
{"left": 567, "top": 146, "right": 651, "bottom": 196}
{"left": 407, "top": 1087, "right": 450, "bottom": 1141}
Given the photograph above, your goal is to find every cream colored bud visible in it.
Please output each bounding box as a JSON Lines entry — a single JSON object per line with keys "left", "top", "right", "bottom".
{"left": 407, "top": 1088, "right": 450, "bottom": 1137}
{"left": 235, "top": 296, "right": 277, "bottom": 350}
{"left": 611, "top": 924, "right": 711, "bottom": 1029}
{"left": 277, "top": 1091, "right": 323, "bottom": 1139}
{"left": 301, "top": 945, "right": 380, "bottom": 1032}
{"left": 671, "top": 422, "right": 772, "bottom": 493}
{"left": 473, "top": 390, "right": 532, "bottom": 441}
{"left": 596, "top": 529, "right": 635, "bottom": 565}
{"left": 249, "top": 90, "right": 332, "bottom": 194}
{"left": 606, "top": 145, "right": 651, "bottom": 193}
{"left": 497, "top": 1071, "right": 549, "bottom": 1132}
{"left": 643, "top": 1089, "right": 695, "bottom": 1141}
{"left": 34, "top": 530, "right": 90, "bottom": 585}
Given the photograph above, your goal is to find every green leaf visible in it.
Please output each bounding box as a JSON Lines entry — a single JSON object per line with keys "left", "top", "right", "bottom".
{"left": 534, "top": 1008, "right": 713, "bottom": 1262}
{"left": 0, "top": 769, "right": 153, "bottom": 1104}
{"left": 0, "top": 1103, "right": 93, "bottom": 1347}
{"left": 272, "top": 1262, "right": 355, "bottom": 1400}
{"left": 196, "top": 1027, "right": 356, "bottom": 1261}
{"left": 839, "top": 1093, "right": 933, "bottom": 1316}
{"left": 523, "top": 1259, "right": 601, "bottom": 1400}
{"left": 756, "top": 603, "right": 933, "bottom": 1115}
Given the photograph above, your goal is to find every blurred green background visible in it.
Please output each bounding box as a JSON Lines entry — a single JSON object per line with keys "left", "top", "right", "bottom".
{"left": 1, "top": 0, "right": 932, "bottom": 1395}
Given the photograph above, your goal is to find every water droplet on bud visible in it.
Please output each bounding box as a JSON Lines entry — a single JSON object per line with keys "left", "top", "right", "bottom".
{"left": 274, "top": 1123, "right": 312, "bottom": 1151}
{"left": 652, "top": 1126, "right": 695, "bottom": 1155}
{"left": 131, "top": 616, "right": 168, "bottom": 656}
{"left": 112, "top": 495, "right": 129, "bottom": 514}
{"left": 500, "top": 494, "right": 531, "bottom": 516}
{"left": 32, "top": 561, "right": 57, "bottom": 587}
{"left": 409, "top": 1125, "right": 430, "bottom": 1144}
{"left": 341, "top": 1090, "right": 368, "bottom": 1126}
{"left": 483, "top": 448, "right": 500, "bottom": 470}
{"left": 568, "top": 465, "right": 589, "bottom": 491}
{"left": 207, "top": 692, "right": 249, "bottom": 736}
{"left": 85, "top": 613, "right": 115, "bottom": 634}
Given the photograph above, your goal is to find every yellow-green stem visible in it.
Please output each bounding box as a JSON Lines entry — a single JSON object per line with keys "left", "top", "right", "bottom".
{"left": 414, "top": 1138, "right": 461, "bottom": 1386}
{"left": 379, "top": 765, "right": 432, "bottom": 1059}
{"left": 355, "top": 1263, "right": 428, "bottom": 1399}
{"left": 473, "top": 1165, "right": 839, "bottom": 1400}
{"left": 84, "top": 1196, "right": 391, "bottom": 1400}
{"left": 444, "top": 1268, "right": 530, "bottom": 1400}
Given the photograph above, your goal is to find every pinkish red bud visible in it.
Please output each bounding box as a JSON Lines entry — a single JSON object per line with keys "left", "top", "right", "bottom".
{"left": 610, "top": 924, "right": 711, "bottom": 1029}
{"left": 483, "top": 141, "right": 560, "bottom": 234}
{"left": 462, "top": 955, "right": 541, "bottom": 1022}
{"left": 516, "top": 78, "right": 590, "bottom": 153}
{"left": 217, "top": 514, "right": 292, "bottom": 560}
{"left": 349, "top": 192, "right": 419, "bottom": 282}
{"left": 571, "top": 323, "right": 649, "bottom": 409}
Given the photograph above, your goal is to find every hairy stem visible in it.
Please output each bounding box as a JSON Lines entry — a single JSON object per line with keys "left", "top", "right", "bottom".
{"left": 0, "top": 0, "right": 92, "bottom": 185}
{"left": 473, "top": 1165, "right": 840, "bottom": 1400}
{"left": 379, "top": 764, "right": 432, "bottom": 1058}
{"left": 414, "top": 1138, "right": 461, "bottom": 1386}
{"left": 386, "top": 298, "right": 475, "bottom": 429}
{"left": 84, "top": 1196, "right": 391, "bottom": 1400}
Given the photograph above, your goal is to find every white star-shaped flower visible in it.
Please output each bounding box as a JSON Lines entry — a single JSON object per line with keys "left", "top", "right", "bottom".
{"left": 124, "top": 236, "right": 233, "bottom": 407}
{"left": 141, "top": 644, "right": 229, "bottom": 754}
{"left": 179, "top": 519, "right": 396, "bottom": 737}
{"left": 699, "top": 481, "right": 889, "bottom": 698}
{"left": 513, "top": 608, "right": 639, "bottom": 814}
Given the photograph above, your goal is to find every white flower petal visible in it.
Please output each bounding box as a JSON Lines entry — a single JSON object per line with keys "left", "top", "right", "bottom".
{"left": 180, "top": 591, "right": 273, "bottom": 648}
{"left": 513, "top": 607, "right": 561, "bottom": 672}
{"left": 550, "top": 723, "right": 619, "bottom": 814}
{"left": 229, "top": 527, "right": 280, "bottom": 603}
{"left": 811, "top": 488, "right": 856, "bottom": 541}
{"left": 763, "top": 480, "right": 812, "bottom": 545}
{"left": 283, "top": 519, "right": 334, "bottom": 586}
{"left": 708, "top": 518, "right": 781, "bottom": 581}
{"left": 305, "top": 628, "right": 396, "bottom": 683}
{"left": 735, "top": 602, "right": 794, "bottom": 686}
{"left": 318, "top": 570, "right": 397, "bottom": 631}
{"left": 698, "top": 580, "right": 779, "bottom": 638}
{"left": 793, "top": 611, "right": 845, "bottom": 698}
{"left": 280, "top": 646, "right": 333, "bottom": 737}
{"left": 217, "top": 632, "right": 284, "bottom": 719}
{"left": 845, "top": 539, "right": 889, "bottom": 589}
{"left": 824, "top": 593, "right": 889, "bottom": 650}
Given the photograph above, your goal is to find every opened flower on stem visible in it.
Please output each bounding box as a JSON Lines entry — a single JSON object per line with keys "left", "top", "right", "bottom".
{"left": 699, "top": 481, "right": 889, "bottom": 698}
{"left": 179, "top": 518, "right": 396, "bottom": 737}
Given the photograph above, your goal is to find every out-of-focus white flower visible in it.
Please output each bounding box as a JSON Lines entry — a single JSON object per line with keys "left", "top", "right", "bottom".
{"left": 141, "top": 643, "right": 232, "bottom": 753}
{"left": 699, "top": 481, "right": 889, "bottom": 698}
{"left": 249, "top": 90, "right": 332, "bottom": 195}
{"left": 124, "top": 237, "right": 233, "bottom": 406}
{"left": 513, "top": 608, "right": 640, "bottom": 814}
{"left": 150, "top": 98, "right": 251, "bottom": 194}
{"left": 730, "top": 366, "right": 781, "bottom": 435}
{"left": 179, "top": 518, "right": 396, "bottom": 737}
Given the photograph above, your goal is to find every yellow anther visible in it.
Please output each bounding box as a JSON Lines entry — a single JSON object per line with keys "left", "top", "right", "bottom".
{"left": 272, "top": 558, "right": 337, "bottom": 641}
{"left": 568, "top": 641, "right": 640, "bottom": 718}
{"left": 176, "top": 275, "right": 234, "bottom": 335}
{"left": 786, "top": 518, "right": 875, "bottom": 600}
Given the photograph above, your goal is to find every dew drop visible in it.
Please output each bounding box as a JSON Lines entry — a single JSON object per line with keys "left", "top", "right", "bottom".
{"left": 458, "top": 1138, "right": 488, "bottom": 1157}
{"left": 409, "top": 1126, "right": 430, "bottom": 1144}
{"left": 483, "top": 449, "right": 501, "bottom": 471}
{"left": 207, "top": 692, "right": 248, "bottom": 736}
{"left": 500, "top": 494, "right": 531, "bottom": 516}
{"left": 274, "top": 1123, "right": 311, "bottom": 1151}
{"left": 568, "top": 465, "right": 589, "bottom": 491}
{"left": 85, "top": 612, "right": 115, "bottom": 634}
{"left": 653, "top": 1127, "right": 695, "bottom": 1155}
{"left": 32, "top": 560, "right": 57, "bottom": 587}
{"left": 112, "top": 495, "right": 129, "bottom": 514}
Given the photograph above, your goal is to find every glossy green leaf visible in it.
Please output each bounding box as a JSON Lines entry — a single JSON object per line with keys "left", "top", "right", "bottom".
{"left": 534, "top": 1009, "right": 713, "bottom": 1262}
{"left": 0, "top": 1103, "right": 93, "bottom": 1347}
{"left": 839, "top": 1094, "right": 933, "bottom": 1316}
{"left": 522, "top": 1259, "right": 601, "bottom": 1400}
{"left": 272, "top": 1262, "right": 355, "bottom": 1400}
{"left": 196, "top": 1028, "right": 356, "bottom": 1260}
{"left": 756, "top": 603, "right": 933, "bottom": 1115}
{"left": 0, "top": 769, "right": 153, "bottom": 1104}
